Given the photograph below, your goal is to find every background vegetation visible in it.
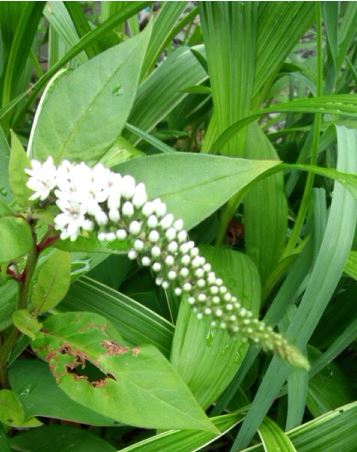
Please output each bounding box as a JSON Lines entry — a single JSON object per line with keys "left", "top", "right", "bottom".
{"left": 0, "top": 2, "right": 356, "bottom": 451}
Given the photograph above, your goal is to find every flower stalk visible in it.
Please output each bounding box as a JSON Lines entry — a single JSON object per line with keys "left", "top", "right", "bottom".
{"left": 25, "top": 158, "right": 309, "bottom": 369}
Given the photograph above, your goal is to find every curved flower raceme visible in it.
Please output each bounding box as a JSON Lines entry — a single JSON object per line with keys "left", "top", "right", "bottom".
{"left": 25, "top": 157, "right": 309, "bottom": 369}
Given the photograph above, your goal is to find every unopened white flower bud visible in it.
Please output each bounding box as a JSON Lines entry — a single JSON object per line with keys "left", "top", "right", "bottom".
{"left": 160, "top": 214, "right": 174, "bottom": 229}
{"left": 129, "top": 221, "right": 141, "bottom": 235}
{"left": 142, "top": 202, "right": 154, "bottom": 217}
{"left": 148, "top": 230, "right": 160, "bottom": 243}
{"left": 122, "top": 201, "right": 134, "bottom": 217}
{"left": 116, "top": 229, "right": 127, "bottom": 240}
{"left": 166, "top": 228, "right": 176, "bottom": 241}
{"left": 121, "top": 175, "right": 136, "bottom": 199}
{"left": 109, "top": 209, "right": 120, "bottom": 222}
{"left": 147, "top": 215, "right": 158, "bottom": 228}
{"left": 128, "top": 250, "right": 138, "bottom": 260}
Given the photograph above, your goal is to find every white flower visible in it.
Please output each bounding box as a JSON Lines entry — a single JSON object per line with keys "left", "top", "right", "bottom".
{"left": 26, "top": 157, "right": 57, "bottom": 201}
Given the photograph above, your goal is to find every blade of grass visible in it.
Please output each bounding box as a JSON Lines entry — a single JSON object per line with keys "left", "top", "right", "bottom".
{"left": 65, "top": 2, "right": 100, "bottom": 58}
{"left": 231, "top": 125, "right": 357, "bottom": 449}
{"left": 44, "top": 2, "right": 87, "bottom": 65}
{"left": 200, "top": 2, "right": 257, "bottom": 156}
{"left": 126, "top": 45, "right": 207, "bottom": 145}
{"left": 141, "top": 2, "right": 188, "bottom": 78}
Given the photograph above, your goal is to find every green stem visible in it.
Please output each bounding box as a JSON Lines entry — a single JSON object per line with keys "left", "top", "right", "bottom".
{"left": 0, "top": 230, "right": 38, "bottom": 387}
{"left": 283, "top": 3, "right": 323, "bottom": 258}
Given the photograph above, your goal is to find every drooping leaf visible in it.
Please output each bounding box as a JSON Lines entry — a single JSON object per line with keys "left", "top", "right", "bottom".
{"left": 32, "top": 311, "right": 217, "bottom": 433}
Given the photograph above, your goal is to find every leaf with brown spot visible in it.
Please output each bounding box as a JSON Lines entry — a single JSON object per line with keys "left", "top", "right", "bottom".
{"left": 32, "top": 312, "right": 217, "bottom": 433}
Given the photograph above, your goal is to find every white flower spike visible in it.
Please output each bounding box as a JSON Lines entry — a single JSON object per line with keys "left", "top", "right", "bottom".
{"left": 25, "top": 159, "right": 309, "bottom": 369}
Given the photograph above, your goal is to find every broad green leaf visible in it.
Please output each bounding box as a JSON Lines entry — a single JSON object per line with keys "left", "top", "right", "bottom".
{"left": 9, "top": 359, "right": 119, "bottom": 426}
{"left": 0, "top": 389, "right": 41, "bottom": 428}
{"left": 118, "top": 153, "right": 280, "bottom": 230}
{"left": 31, "top": 249, "right": 71, "bottom": 314}
{"left": 30, "top": 23, "right": 152, "bottom": 163}
{"left": 9, "top": 130, "right": 31, "bottom": 207}
{"left": 59, "top": 277, "right": 174, "bottom": 356}
{"left": 232, "top": 126, "right": 357, "bottom": 449}
{"left": 171, "top": 247, "right": 261, "bottom": 408}
{"left": 12, "top": 309, "right": 42, "bottom": 340}
{"left": 120, "top": 410, "right": 247, "bottom": 452}
{"left": 0, "top": 216, "right": 33, "bottom": 263}
{"left": 32, "top": 311, "right": 217, "bottom": 433}
{"left": 9, "top": 425, "right": 116, "bottom": 452}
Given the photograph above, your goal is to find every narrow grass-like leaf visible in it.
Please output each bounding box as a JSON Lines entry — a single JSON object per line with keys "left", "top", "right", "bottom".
{"left": 243, "top": 123, "right": 287, "bottom": 283}
{"left": 126, "top": 46, "right": 207, "bottom": 144}
{"left": 1, "top": 3, "right": 44, "bottom": 108}
{"left": 245, "top": 403, "right": 357, "bottom": 452}
{"left": 141, "top": 2, "right": 188, "bottom": 77}
{"left": 258, "top": 417, "right": 297, "bottom": 452}
{"left": 199, "top": 2, "right": 257, "bottom": 156}
{"left": 65, "top": 1, "right": 99, "bottom": 58}
{"left": 212, "top": 95, "right": 357, "bottom": 152}
{"left": 253, "top": 3, "right": 314, "bottom": 103}
{"left": 344, "top": 250, "right": 357, "bottom": 279}
{"left": 232, "top": 126, "right": 357, "bottom": 449}
{"left": 120, "top": 410, "right": 247, "bottom": 452}
{"left": 44, "top": 2, "right": 87, "bottom": 65}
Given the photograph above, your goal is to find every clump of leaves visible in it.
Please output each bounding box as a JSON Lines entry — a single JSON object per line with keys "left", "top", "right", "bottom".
{"left": 0, "top": 2, "right": 356, "bottom": 451}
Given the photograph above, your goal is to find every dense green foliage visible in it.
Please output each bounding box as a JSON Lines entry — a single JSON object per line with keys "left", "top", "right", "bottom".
{"left": 0, "top": 2, "right": 356, "bottom": 450}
